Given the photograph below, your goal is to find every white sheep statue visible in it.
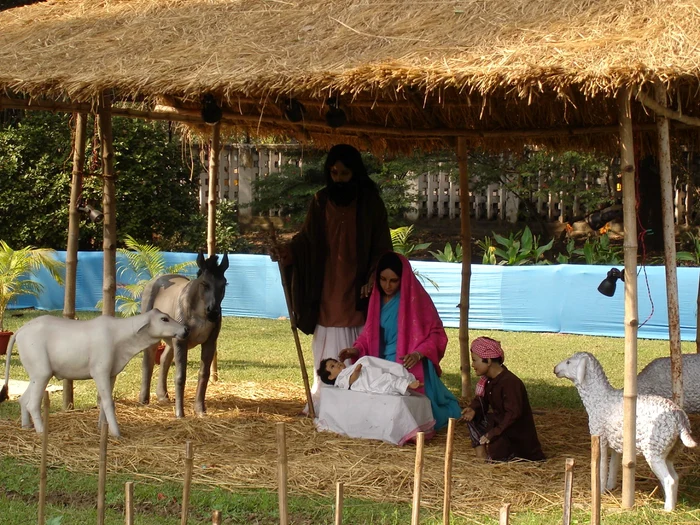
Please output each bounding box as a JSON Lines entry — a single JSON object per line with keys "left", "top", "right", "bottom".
{"left": 638, "top": 354, "right": 700, "bottom": 413}
{"left": 554, "top": 352, "right": 697, "bottom": 511}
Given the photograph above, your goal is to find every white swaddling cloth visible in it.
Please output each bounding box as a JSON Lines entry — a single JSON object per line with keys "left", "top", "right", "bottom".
{"left": 334, "top": 355, "right": 416, "bottom": 395}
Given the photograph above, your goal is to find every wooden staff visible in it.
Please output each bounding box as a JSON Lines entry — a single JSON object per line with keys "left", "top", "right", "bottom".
{"left": 212, "top": 510, "right": 222, "bottom": 525}
{"left": 334, "top": 481, "right": 344, "bottom": 525}
{"left": 266, "top": 219, "right": 314, "bottom": 418}
{"left": 411, "top": 432, "right": 425, "bottom": 525}
{"left": 97, "top": 420, "right": 108, "bottom": 525}
{"left": 125, "top": 481, "right": 134, "bottom": 525}
{"left": 38, "top": 391, "right": 49, "bottom": 525}
{"left": 591, "top": 436, "right": 601, "bottom": 525}
{"left": 563, "top": 458, "right": 575, "bottom": 525}
{"left": 499, "top": 503, "right": 511, "bottom": 525}
{"left": 276, "top": 422, "right": 289, "bottom": 525}
{"left": 442, "top": 418, "right": 456, "bottom": 525}
{"left": 181, "top": 441, "right": 194, "bottom": 525}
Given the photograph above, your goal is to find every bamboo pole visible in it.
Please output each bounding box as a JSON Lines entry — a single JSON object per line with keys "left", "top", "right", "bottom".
{"left": 457, "top": 136, "right": 473, "bottom": 399}
{"left": 618, "top": 86, "right": 639, "bottom": 509}
{"left": 276, "top": 422, "right": 289, "bottom": 525}
{"left": 97, "top": 420, "right": 108, "bottom": 525}
{"left": 181, "top": 441, "right": 194, "bottom": 525}
{"left": 125, "top": 481, "right": 134, "bottom": 525}
{"left": 334, "top": 481, "right": 344, "bottom": 525}
{"left": 63, "top": 112, "right": 87, "bottom": 410}
{"left": 38, "top": 391, "right": 49, "bottom": 525}
{"left": 637, "top": 90, "right": 700, "bottom": 128}
{"left": 499, "top": 503, "right": 511, "bottom": 525}
{"left": 442, "top": 418, "right": 456, "bottom": 525}
{"left": 98, "top": 94, "right": 116, "bottom": 317}
{"left": 562, "top": 458, "right": 575, "bottom": 525}
{"left": 212, "top": 510, "right": 222, "bottom": 524}
{"left": 207, "top": 123, "right": 221, "bottom": 383}
{"left": 411, "top": 432, "right": 425, "bottom": 525}
{"left": 654, "top": 82, "right": 684, "bottom": 407}
{"left": 591, "top": 436, "right": 601, "bottom": 525}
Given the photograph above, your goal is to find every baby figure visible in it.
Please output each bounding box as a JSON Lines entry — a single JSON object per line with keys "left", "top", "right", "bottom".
{"left": 318, "top": 355, "right": 422, "bottom": 395}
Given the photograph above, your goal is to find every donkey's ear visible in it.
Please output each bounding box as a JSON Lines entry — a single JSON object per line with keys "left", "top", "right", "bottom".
{"left": 196, "top": 251, "right": 205, "bottom": 268}
{"left": 220, "top": 253, "right": 229, "bottom": 272}
{"left": 576, "top": 356, "right": 587, "bottom": 386}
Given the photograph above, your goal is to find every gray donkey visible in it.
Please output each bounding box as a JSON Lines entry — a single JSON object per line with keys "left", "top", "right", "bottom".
{"left": 139, "top": 252, "right": 228, "bottom": 418}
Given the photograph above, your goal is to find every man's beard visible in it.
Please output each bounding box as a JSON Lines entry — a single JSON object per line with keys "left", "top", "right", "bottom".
{"left": 327, "top": 180, "right": 358, "bottom": 206}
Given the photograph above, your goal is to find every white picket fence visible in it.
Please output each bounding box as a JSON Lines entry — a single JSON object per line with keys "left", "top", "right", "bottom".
{"left": 200, "top": 145, "right": 695, "bottom": 225}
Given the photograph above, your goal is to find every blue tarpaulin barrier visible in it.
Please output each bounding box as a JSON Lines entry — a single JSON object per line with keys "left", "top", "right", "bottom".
{"left": 10, "top": 252, "right": 700, "bottom": 340}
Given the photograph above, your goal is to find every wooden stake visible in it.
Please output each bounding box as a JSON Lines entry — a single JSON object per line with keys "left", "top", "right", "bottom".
{"left": 63, "top": 111, "right": 87, "bottom": 410}
{"left": 98, "top": 93, "right": 116, "bottom": 317}
{"left": 38, "top": 391, "right": 49, "bottom": 525}
{"left": 499, "top": 503, "right": 511, "bottom": 525}
{"left": 97, "top": 420, "right": 108, "bottom": 525}
{"left": 181, "top": 441, "right": 194, "bottom": 525}
{"left": 276, "top": 422, "right": 289, "bottom": 525}
{"left": 618, "top": 85, "right": 639, "bottom": 509}
{"left": 212, "top": 510, "right": 222, "bottom": 524}
{"left": 457, "top": 136, "right": 473, "bottom": 399}
{"left": 125, "top": 481, "right": 134, "bottom": 525}
{"left": 563, "top": 458, "right": 575, "bottom": 525}
{"left": 654, "top": 81, "right": 684, "bottom": 407}
{"left": 334, "top": 481, "right": 344, "bottom": 525}
{"left": 207, "top": 123, "right": 221, "bottom": 383}
{"left": 411, "top": 432, "right": 425, "bottom": 525}
{"left": 442, "top": 418, "right": 456, "bottom": 525}
{"left": 591, "top": 436, "right": 601, "bottom": 525}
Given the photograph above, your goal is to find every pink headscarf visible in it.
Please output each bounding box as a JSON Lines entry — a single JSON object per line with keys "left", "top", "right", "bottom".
{"left": 352, "top": 252, "right": 447, "bottom": 391}
{"left": 471, "top": 337, "right": 504, "bottom": 397}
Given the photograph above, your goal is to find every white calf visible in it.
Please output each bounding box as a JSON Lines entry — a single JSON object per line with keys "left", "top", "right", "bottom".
{"left": 0, "top": 309, "right": 188, "bottom": 438}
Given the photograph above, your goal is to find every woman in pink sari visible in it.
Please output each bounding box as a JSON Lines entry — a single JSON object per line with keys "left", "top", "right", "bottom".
{"left": 339, "top": 252, "right": 461, "bottom": 430}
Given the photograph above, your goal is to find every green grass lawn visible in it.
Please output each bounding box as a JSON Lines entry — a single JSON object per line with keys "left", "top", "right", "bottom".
{"left": 0, "top": 309, "right": 698, "bottom": 524}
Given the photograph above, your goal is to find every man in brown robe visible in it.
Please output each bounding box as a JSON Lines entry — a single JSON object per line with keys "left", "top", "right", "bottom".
{"left": 272, "top": 144, "right": 392, "bottom": 413}
{"left": 461, "top": 337, "right": 545, "bottom": 462}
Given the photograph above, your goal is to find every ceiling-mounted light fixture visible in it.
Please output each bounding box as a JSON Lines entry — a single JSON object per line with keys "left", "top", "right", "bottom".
{"left": 597, "top": 268, "right": 624, "bottom": 297}
{"left": 325, "top": 96, "right": 346, "bottom": 128}
{"left": 201, "top": 94, "right": 223, "bottom": 125}
{"left": 283, "top": 99, "right": 305, "bottom": 123}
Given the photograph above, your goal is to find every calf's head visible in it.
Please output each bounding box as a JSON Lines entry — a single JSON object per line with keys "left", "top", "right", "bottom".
{"left": 140, "top": 309, "right": 189, "bottom": 340}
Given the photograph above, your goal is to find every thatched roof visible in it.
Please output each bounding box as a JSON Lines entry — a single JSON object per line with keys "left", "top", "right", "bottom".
{"left": 2, "top": 0, "right": 700, "bottom": 151}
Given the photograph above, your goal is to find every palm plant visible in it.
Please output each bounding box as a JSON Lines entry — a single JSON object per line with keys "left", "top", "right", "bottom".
{"left": 101, "top": 235, "right": 196, "bottom": 316}
{"left": 390, "top": 225, "right": 431, "bottom": 257}
{"left": 0, "top": 241, "right": 64, "bottom": 331}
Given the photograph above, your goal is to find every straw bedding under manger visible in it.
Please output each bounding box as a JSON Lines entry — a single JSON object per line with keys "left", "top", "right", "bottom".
{"left": 0, "top": 381, "right": 698, "bottom": 518}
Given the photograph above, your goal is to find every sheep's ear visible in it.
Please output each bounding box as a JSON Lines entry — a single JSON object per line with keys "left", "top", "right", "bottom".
{"left": 576, "top": 357, "right": 587, "bottom": 385}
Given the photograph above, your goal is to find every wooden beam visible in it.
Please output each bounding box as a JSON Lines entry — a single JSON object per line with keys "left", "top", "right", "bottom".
{"left": 637, "top": 90, "right": 700, "bottom": 128}
{"left": 98, "top": 94, "right": 117, "bottom": 316}
{"left": 618, "top": 85, "right": 638, "bottom": 509}
{"left": 654, "top": 82, "right": 684, "bottom": 407}
{"left": 457, "top": 136, "right": 472, "bottom": 399}
{"left": 208, "top": 122, "right": 221, "bottom": 383}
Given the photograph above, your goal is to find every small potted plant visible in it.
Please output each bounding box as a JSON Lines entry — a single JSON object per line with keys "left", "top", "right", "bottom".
{"left": 0, "top": 241, "right": 65, "bottom": 354}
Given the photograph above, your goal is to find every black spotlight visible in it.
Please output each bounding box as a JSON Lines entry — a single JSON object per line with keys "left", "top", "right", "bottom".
{"left": 325, "top": 97, "right": 346, "bottom": 128}
{"left": 598, "top": 268, "right": 624, "bottom": 297}
{"left": 78, "top": 204, "right": 104, "bottom": 223}
{"left": 201, "top": 94, "right": 223, "bottom": 125}
{"left": 283, "top": 99, "right": 305, "bottom": 123}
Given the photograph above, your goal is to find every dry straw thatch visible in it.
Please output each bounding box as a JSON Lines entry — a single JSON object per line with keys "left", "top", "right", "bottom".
{"left": 1, "top": 380, "right": 698, "bottom": 519}
{"left": 2, "top": 0, "right": 700, "bottom": 152}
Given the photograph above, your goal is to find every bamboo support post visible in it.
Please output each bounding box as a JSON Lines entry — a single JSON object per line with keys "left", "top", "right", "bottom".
{"left": 276, "top": 422, "right": 289, "bottom": 525}
{"left": 655, "top": 82, "right": 684, "bottom": 407}
{"left": 125, "top": 481, "right": 134, "bottom": 525}
{"left": 62, "top": 111, "right": 87, "bottom": 410}
{"left": 591, "top": 436, "right": 601, "bottom": 525}
{"left": 207, "top": 122, "right": 221, "bottom": 382}
{"left": 563, "top": 458, "right": 575, "bottom": 525}
{"left": 38, "top": 391, "right": 49, "bottom": 525}
{"left": 98, "top": 94, "right": 116, "bottom": 316}
{"left": 618, "top": 86, "right": 639, "bottom": 509}
{"left": 212, "top": 510, "right": 222, "bottom": 525}
{"left": 411, "top": 432, "right": 425, "bottom": 525}
{"left": 97, "top": 420, "right": 108, "bottom": 525}
{"left": 457, "top": 136, "right": 472, "bottom": 398}
{"left": 334, "top": 481, "right": 344, "bottom": 525}
{"left": 181, "top": 441, "right": 194, "bottom": 525}
{"left": 499, "top": 503, "right": 511, "bottom": 525}
{"left": 442, "top": 418, "right": 456, "bottom": 525}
